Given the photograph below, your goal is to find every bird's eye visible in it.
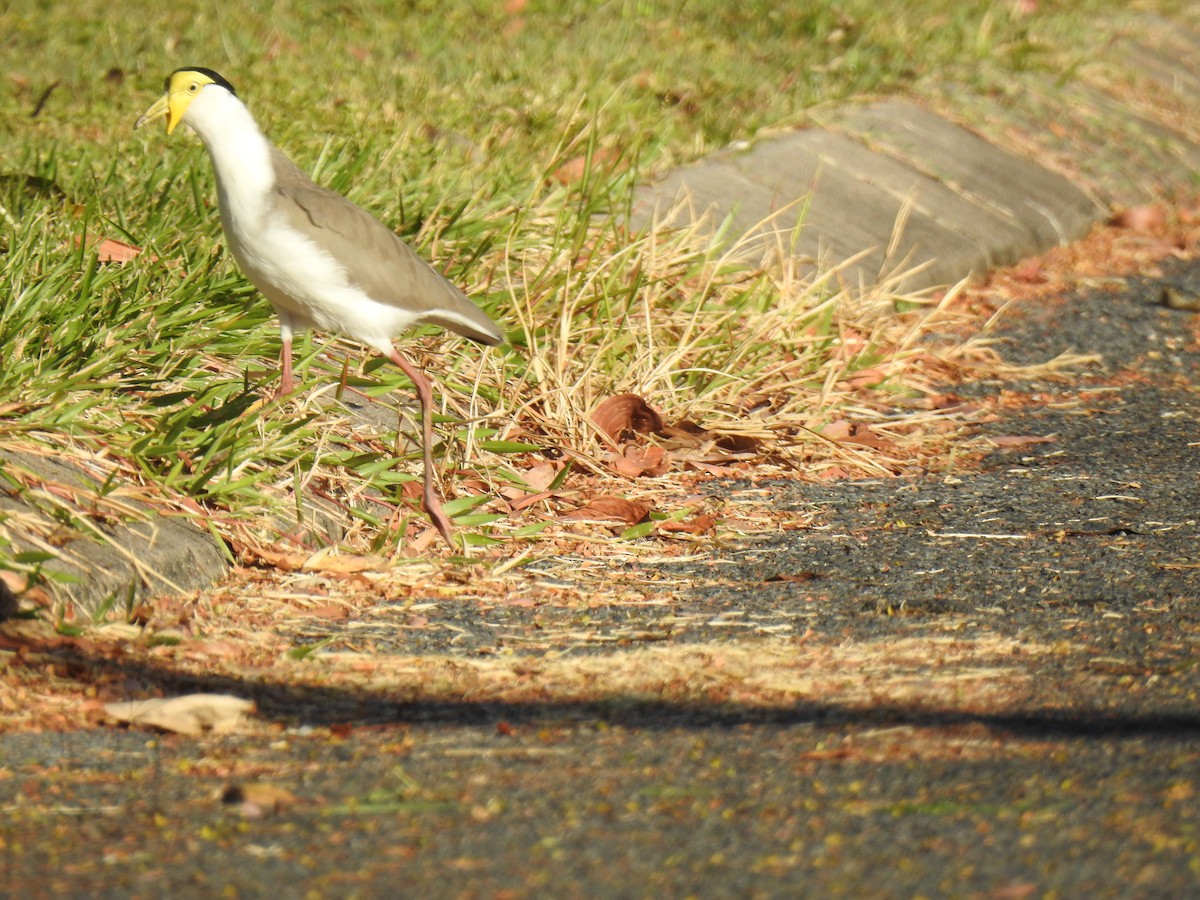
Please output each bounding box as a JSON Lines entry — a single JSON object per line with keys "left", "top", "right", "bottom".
{"left": 188, "top": 82, "right": 199, "bottom": 93}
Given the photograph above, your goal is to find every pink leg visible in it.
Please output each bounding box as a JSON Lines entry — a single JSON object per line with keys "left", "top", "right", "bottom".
{"left": 277, "top": 336, "right": 294, "bottom": 397}
{"left": 276, "top": 320, "right": 297, "bottom": 397}
{"left": 387, "top": 348, "right": 456, "bottom": 548}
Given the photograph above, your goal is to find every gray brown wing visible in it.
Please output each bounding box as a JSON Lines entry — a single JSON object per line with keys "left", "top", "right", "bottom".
{"left": 269, "top": 147, "right": 502, "bottom": 345}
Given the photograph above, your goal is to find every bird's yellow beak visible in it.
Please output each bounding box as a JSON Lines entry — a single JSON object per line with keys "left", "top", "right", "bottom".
{"left": 135, "top": 93, "right": 179, "bottom": 134}
{"left": 137, "top": 70, "right": 224, "bottom": 135}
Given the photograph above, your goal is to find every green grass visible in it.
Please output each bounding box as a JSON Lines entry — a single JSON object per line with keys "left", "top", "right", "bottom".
{"left": 0, "top": 0, "right": 1185, "bottom": 595}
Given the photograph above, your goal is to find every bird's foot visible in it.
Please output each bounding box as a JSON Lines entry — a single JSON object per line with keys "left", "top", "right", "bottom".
{"left": 423, "top": 490, "right": 457, "bottom": 550}
{"left": 273, "top": 372, "right": 295, "bottom": 400}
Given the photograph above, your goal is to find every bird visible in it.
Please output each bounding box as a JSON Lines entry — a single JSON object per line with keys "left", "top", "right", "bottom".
{"left": 136, "top": 67, "right": 503, "bottom": 548}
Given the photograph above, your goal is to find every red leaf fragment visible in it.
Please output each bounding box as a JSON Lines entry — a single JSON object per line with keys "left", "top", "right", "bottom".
{"left": 764, "top": 571, "right": 822, "bottom": 584}
{"left": 1110, "top": 205, "right": 1165, "bottom": 231}
{"left": 74, "top": 235, "right": 152, "bottom": 263}
{"left": 510, "top": 489, "right": 561, "bottom": 512}
{"left": 1010, "top": 258, "right": 1047, "bottom": 284}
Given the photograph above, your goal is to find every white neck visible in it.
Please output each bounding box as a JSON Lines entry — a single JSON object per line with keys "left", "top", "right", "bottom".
{"left": 182, "top": 86, "right": 275, "bottom": 228}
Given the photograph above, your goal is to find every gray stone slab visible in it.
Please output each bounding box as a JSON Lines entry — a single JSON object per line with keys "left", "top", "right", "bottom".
{"left": 1075, "top": 84, "right": 1200, "bottom": 173}
{"left": 750, "top": 129, "right": 1048, "bottom": 284}
{"left": 1119, "top": 38, "right": 1200, "bottom": 99}
{"left": 635, "top": 158, "right": 888, "bottom": 286}
{"left": 53, "top": 514, "right": 230, "bottom": 614}
{"left": 0, "top": 449, "right": 227, "bottom": 616}
{"left": 944, "top": 82, "right": 1200, "bottom": 207}
{"left": 822, "top": 100, "right": 1102, "bottom": 250}
{"left": 631, "top": 101, "right": 1101, "bottom": 292}
{"left": 1142, "top": 13, "right": 1200, "bottom": 70}
{"left": 635, "top": 160, "right": 811, "bottom": 242}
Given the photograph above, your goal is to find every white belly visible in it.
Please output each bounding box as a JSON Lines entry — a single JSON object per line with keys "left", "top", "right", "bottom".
{"left": 222, "top": 203, "right": 418, "bottom": 355}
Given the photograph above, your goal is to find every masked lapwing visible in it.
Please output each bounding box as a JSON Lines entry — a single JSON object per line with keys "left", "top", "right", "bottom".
{"left": 136, "top": 67, "right": 503, "bottom": 548}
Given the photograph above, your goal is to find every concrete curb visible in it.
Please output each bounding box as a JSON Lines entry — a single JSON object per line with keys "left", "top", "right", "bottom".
{"left": 632, "top": 102, "right": 1100, "bottom": 291}
{"left": 0, "top": 448, "right": 229, "bottom": 615}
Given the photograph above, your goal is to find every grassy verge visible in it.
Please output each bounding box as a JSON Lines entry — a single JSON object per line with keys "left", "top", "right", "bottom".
{"left": 0, "top": 0, "right": 1184, "bottom": 608}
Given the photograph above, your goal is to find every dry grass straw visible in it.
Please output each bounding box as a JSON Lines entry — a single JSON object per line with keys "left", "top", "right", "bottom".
{"left": 488, "top": 205, "right": 979, "bottom": 464}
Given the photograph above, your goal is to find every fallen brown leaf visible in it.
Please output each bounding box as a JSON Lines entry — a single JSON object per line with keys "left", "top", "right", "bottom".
{"left": 609, "top": 444, "right": 670, "bottom": 478}
{"left": 104, "top": 694, "right": 254, "bottom": 735}
{"left": 550, "top": 148, "right": 623, "bottom": 186}
{"left": 714, "top": 433, "right": 761, "bottom": 454}
{"left": 521, "top": 461, "right": 561, "bottom": 492}
{"left": 220, "top": 782, "right": 300, "bottom": 818}
{"left": 764, "top": 572, "right": 822, "bottom": 584}
{"left": 820, "top": 420, "right": 854, "bottom": 441}
{"left": 926, "top": 393, "right": 979, "bottom": 413}
{"left": 842, "top": 366, "right": 890, "bottom": 390}
{"left": 563, "top": 495, "right": 651, "bottom": 526}
{"left": 510, "top": 489, "right": 564, "bottom": 512}
{"left": 657, "top": 513, "right": 717, "bottom": 536}
{"left": 592, "top": 393, "right": 665, "bottom": 444}
{"left": 820, "top": 420, "right": 895, "bottom": 450}
{"left": 818, "top": 465, "right": 853, "bottom": 480}
{"left": 246, "top": 546, "right": 388, "bottom": 575}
